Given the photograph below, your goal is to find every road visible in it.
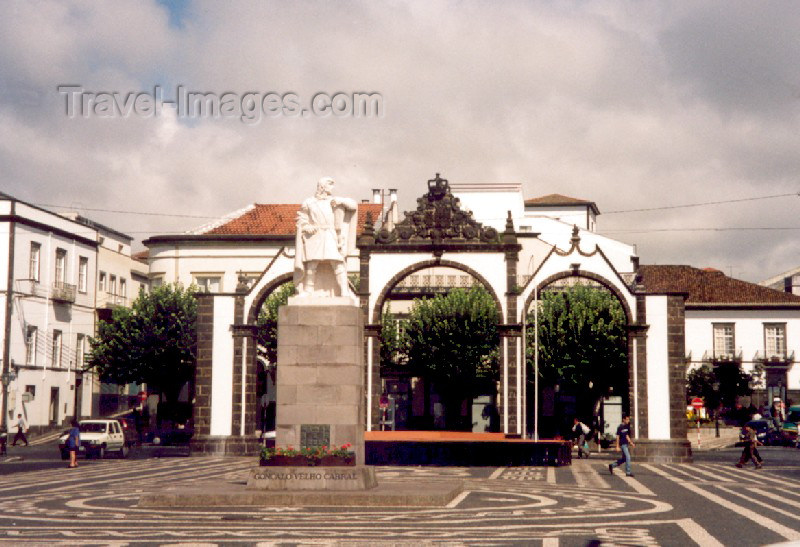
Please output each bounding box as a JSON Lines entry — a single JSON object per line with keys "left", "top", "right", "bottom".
{"left": 1, "top": 442, "right": 799, "bottom": 545}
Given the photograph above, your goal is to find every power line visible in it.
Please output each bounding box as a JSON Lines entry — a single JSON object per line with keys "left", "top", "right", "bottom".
{"left": 34, "top": 203, "right": 217, "bottom": 220}
{"left": 603, "top": 192, "right": 799, "bottom": 214}
{"left": 602, "top": 227, "right": 800, "bottom": 234}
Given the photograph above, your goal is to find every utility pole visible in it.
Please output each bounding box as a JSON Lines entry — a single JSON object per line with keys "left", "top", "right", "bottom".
{"left": 1, "top": 200, "right": 16, "bottom": 434}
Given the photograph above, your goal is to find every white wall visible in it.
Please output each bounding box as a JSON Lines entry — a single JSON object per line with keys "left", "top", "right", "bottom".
{"left": 209, "top": 297, "right": 235, "bottom": 436}
{"left": 451, "top": 183, "right": 525, "bottom": 231}
{"left": 644, "top": 295, "right": 671, "bottom": 439}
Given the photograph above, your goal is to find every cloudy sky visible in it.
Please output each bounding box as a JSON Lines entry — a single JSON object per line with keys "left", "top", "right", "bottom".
{"left": 1, "top": 0, "right": 798, "bottom": 282}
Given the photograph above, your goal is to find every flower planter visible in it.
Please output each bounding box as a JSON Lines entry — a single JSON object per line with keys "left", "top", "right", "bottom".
{"left": 260, "top": 455, "right": 312, "bottom": 467}
{"left": 318, "top": 454, "right": 355, "bottom": 466}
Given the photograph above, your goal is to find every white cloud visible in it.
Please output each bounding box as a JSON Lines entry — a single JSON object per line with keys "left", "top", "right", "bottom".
{"left": 1, "top": 0, "right": 798, "bottom": 282}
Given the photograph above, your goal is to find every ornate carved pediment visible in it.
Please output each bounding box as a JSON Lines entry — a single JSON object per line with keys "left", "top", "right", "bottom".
{"left": 375, "top": 173, "right": 499, "bottom": 245}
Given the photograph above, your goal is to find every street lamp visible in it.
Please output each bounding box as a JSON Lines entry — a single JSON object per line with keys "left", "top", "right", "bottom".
{"left": 713, "top": 381, "right": 720, "bottom": 438}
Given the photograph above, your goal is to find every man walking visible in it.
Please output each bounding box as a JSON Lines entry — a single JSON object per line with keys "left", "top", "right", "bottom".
{"left": 736, "top": 424, "right": 763, "bottom": 469}
{"left": 11, "top": 414, "right": 29, "bottom": 447}
{"left": 572, "top": 417, "right": 591, "bottom": 458}
{"left": 608, "top": 414, "right": 635, "bottom": 477}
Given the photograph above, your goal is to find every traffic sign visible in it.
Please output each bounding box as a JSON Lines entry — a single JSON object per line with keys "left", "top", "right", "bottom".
{"left": 691, "top": 397, "right": 704, "bottom": 409}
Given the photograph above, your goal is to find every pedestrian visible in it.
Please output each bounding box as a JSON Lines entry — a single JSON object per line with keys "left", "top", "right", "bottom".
{"left": 608, "top": 414, "right": 635, "bottom": 477}
{"left": 65, "top": 419, "right": 80, "bottom": 468}
{"left": 736, "top": 424, "right": 763, "bottom": 469}
{"left": 11, "top": 413, "right": 28, "bottom": 446}
{"left": 572, "top": 417, "right": 591, "bottom": 458}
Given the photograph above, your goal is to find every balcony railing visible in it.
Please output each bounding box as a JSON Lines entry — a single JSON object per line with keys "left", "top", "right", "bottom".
{"left": 99, "top": 294, "right": 128, "bottom": 308}
{"left": 701, "top": 350, "right": 743, "bottom": 363}
{"left": 753, "top": 350, "right": 795, "bottom": 365}
{"left": 51, "top": 281, "right": 76, "bottom": 303}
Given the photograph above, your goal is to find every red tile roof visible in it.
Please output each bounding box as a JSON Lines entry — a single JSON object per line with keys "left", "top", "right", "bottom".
{"left": 639, "top": 265, "right": 800, "bottom": 305}
{"left": 524, "top": 193, "right": 600, "bottom": 214}
{"left": 204, "top": 203, "right": 383, "bottom": 236}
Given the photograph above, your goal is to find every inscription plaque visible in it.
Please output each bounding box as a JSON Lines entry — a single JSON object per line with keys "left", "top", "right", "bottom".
{"left": 300, "top": 424, "right": 330, "bottom": 448}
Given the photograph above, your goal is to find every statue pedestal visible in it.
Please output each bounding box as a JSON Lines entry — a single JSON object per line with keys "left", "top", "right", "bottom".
{"left": 275, "top": 302, "right": 365, "bottom": 464}
{"left": 247, "top": 466, "right": 377, "bottom": 491}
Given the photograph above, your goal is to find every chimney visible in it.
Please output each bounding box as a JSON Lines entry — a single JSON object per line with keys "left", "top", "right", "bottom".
{"left": 372, "top": 189, "right": 381, "bottom": 204}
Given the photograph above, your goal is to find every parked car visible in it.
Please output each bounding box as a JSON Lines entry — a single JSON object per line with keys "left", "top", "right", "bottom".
{"left": 144, "top": 422, "right": 194, "bottom": 446}
{"left": 58, "top": 419, "right": 132, "bottom": 460}
{"left": 741, "top": 419, "right": 788, "bottom": 446}
{"left": 781, "top": 405, "right": 800, "bottom": 445}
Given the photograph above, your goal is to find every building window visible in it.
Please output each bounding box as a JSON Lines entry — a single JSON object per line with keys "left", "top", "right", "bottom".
{"left": 25, "top": 385, "right": 35, "bottom": 399}
{"left": 765, "top": 324, "right": 787, "bottom": 359}
{"left": 76, "top": 334, "right": 86, "bottom": 368}
{"left": 150, "top": 275, "right": 164, "bottom": 288}
{"left": 109, "top": 274, "right": 117, "bottom": 295}
{"left": 55, "top": 249, "right": 67, "bottom": 285}
{"left": 29, "top": 242, "right": 41, "bottom": 282}
{"left": 25, "top": 326, "right": 37, "bottom": 365}
{"left": 194, "top": 275, "right": 222, "bottom": 293}
{"left": 78, "top": 257, "right": 88, "bottom": 293}
{"left": 99, "top": 271, "right": 107, "bottom": 292}
{"left": 712, "top": 323, "right": 735, "bottom": 359}
{"left": 119, "top": 278, "right": 127, "bottom": 301}
{"left": 52, "top": 330, "right": 63, "bottom": 368}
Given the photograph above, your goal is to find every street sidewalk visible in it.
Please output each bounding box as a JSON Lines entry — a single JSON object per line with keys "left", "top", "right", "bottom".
{"left": 687, "top": 425, "right": 739, "bottom": 451}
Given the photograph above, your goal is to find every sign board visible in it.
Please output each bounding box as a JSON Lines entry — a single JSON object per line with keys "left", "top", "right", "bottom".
{"left": 300, "top": 424, "right": 330, "bottom": 450}
{"left": 691, "top": 397, "right": 704, "bottom": 409}
{"left": 21, "top": 392, "right": 33, "bottom": 403}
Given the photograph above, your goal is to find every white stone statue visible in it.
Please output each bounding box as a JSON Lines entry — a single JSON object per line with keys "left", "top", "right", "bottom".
{"left": 293, "top": 177, "right": 358, "bottom": 299}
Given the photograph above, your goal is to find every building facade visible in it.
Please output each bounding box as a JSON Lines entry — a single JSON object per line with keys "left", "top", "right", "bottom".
{"left": 643, "top": 265, "right": 800, "bottom": 406}
{"left": 0, "top": 194, "right": 146, "bottom": 430}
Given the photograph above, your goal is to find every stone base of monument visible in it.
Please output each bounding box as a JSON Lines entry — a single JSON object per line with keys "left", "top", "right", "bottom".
{"left": 246, "top": 465, "right": 377, "bottom": 491}
{"left": 138, "top": 477, "right": 463, "bottom": 508}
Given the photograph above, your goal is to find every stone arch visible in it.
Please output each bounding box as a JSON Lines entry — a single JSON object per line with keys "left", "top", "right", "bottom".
{"left": 246, "top": 272, "right": 294, "bottom": 325}
{"left": 371, "top": 258, "right": 504, "bottom": 324}
{"left": 524, "top": 269, "right": 634, "bottom": 324}
{"left": 522, "top": 268, "right": 637, "bottom": 439}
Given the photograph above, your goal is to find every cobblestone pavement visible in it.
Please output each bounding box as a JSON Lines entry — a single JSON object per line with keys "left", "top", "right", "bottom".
{"left": 1, "top": 449, "right": 800, "bottom": 545}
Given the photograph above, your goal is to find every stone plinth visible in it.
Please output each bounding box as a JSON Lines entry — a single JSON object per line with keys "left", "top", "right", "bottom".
{"left": 246, "top": 466, "right": 377, "bottom": 491}
{"left": 276, "top": 301, "right": 365, "bottom": 464}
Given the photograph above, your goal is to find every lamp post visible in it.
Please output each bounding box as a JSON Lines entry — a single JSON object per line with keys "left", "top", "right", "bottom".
{"left": 713, "top": 381, "right": 720, "bottom": 438}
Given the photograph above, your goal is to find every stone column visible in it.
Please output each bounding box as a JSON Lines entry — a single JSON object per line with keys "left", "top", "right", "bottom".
{"left": 276, "top": 300, "right": 365, "bottom": 463}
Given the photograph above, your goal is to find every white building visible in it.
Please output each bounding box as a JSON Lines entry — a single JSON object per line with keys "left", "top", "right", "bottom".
{"left": 642, "top": 265, "right": 800, "bottom": 405}
{"left": 761, "top": 266, "right": 800, "bottom": 296}
{"left": 144, "top": 201, "right": 387, "bottom": 291}
{"left": 0, "top": 193, "right": 147, "bottom": 431}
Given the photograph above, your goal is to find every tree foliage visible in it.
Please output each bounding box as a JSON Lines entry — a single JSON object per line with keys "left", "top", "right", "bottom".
{"left": 687, "top": 362, "right": 755, "bottom": 410}
{"left": 380, "top": 302, "right": 407, "bottom": 369}
{"left": 528, "top": 284, "right": 628, "bottom": 409}
{"left": 255, "top": 282, "right": 295, "bottom": 366}
{"left": 402, "top": 286, "right": 500, "bottom": 389}
{"left": 87, "top": 284, "right": 197, "bottom": 402}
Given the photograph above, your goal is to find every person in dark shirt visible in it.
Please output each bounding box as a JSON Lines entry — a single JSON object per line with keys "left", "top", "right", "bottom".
{"left": 66, "top": 419, "right": 81, "bottom": 469}
{"left": 608, "top": 414, "right": 636, "bottom": 477}
{"left": 736, "top": 424, "right": 763, "bottom": 469}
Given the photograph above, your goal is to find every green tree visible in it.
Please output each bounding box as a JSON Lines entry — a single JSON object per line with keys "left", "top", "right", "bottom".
{"left": 528, "top": 283, "right": 628, "bottom": 415}
{"left": 255, "top": 282, "right": 295, "bottom": 366}
{"left": 403, "top": 286, "right": 500, "bottom": 428}
{"left": 380, "top": 302, "right": 407, "bottom": 369}
{"left": 87, "top": 283, "right": 197, "bottom": 404}
{"left": 687, "top": 362, "right": 754, "bottom": 410}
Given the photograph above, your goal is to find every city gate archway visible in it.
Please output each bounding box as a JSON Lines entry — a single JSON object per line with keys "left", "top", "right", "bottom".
{"left": 190, "top": 175, "right": 693, "bottom": 462}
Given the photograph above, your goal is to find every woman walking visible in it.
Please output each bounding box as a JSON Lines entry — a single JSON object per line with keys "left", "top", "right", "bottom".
{"left": 66, "top": 420, "right": 80, "bottom": 468}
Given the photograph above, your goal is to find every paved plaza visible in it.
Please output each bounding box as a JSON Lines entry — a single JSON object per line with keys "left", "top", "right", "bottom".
{"left": 1, "top": 445, "right": 800, "bottom": 545}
